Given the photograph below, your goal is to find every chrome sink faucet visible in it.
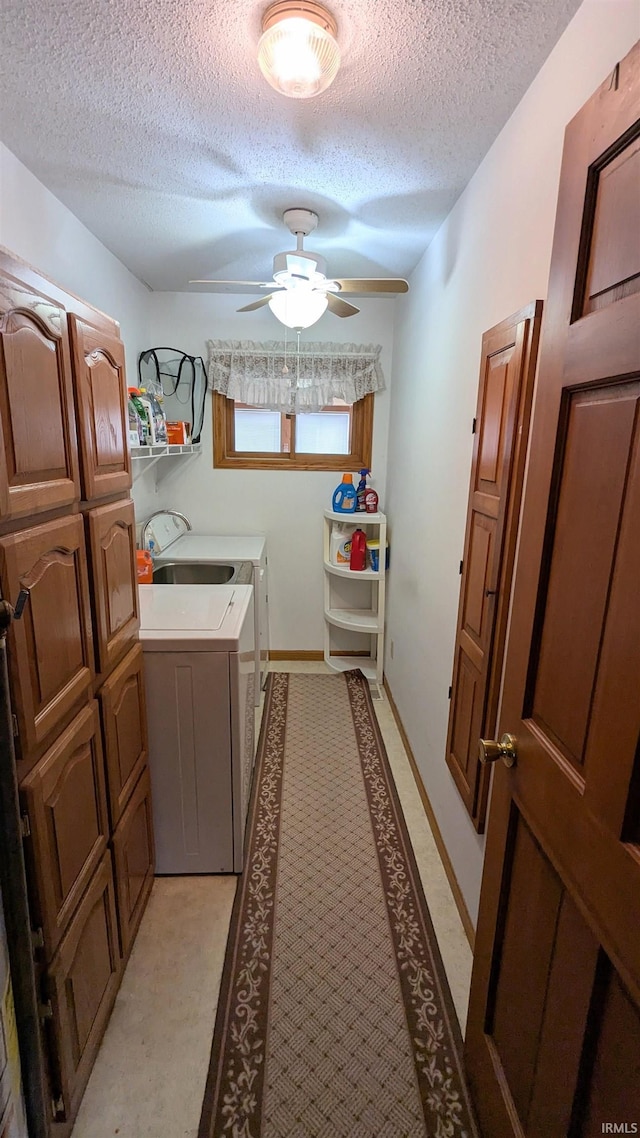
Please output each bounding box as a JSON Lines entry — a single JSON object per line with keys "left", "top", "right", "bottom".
{"left": 141, "top": 509, "right": 192, "bottom": 551}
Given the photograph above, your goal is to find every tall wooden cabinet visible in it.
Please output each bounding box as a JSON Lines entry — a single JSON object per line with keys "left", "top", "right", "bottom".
{"left": 0, "top": 250, "right": 154, "bottom": 1134}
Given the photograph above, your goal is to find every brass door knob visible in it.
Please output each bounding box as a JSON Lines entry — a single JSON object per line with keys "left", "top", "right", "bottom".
{"left": 478, "top": 733, "right": 517, "bottom": 768}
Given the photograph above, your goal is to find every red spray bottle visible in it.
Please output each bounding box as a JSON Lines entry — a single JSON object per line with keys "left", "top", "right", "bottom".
{"left": 349, "top": 528, "right": 367, "bottom": 571}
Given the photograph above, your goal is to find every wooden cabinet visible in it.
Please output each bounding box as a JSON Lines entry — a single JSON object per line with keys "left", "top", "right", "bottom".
{"left": 0, "top": 266, "right": 80, "bottom": 524}
{"left": 87, "top": 498, "right": 139, "bottom": 678}
{"left": 0, "top": 513, "right": 94, "bottom": 766}
{"left": 99, "top": 643, "right": 148, "bottom": 826}
{"left": 112, "top": 767, "right": 154, "bottom": 959}
{"left": 20, "top": 702, "right": 109, "bottom": 960}
{"left": 69, "top": 316, "right": 131, "bottom": 502}
{"left": 45, "top": 852, "right": 120, "bottom": 1126}
{"left": 0, "top": 251, "right": 153, "bottom": 1136}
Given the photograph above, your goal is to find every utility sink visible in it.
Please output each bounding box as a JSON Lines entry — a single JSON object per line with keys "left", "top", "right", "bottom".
{"left": 152, "top": 561, "right": 239, "bottom": 585}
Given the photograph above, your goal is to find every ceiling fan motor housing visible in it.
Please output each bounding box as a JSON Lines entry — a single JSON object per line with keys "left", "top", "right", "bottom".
{"left": 282, "top": 207, "right": 319, "bottom": 236}
{"left": 273, "top": 249, "right": 327, "bottom": 283}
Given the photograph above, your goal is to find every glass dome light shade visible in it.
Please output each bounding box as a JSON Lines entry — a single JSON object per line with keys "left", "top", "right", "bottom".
{"left": 268, "top": 290, "right": 329, "bottom": 329}
{"left": 258, "top": 2, "right": 340, "bottom": 99}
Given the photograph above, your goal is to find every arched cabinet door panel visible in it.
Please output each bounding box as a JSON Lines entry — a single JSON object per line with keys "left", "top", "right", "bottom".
{"left": 0, "top": 513, "right": 94, "bottom": 767}
{"left": 86, "top": 498, "right": 139, "bottom": 679}
{"left": 112, "top": 766, "right": 155, "bottom": 960}
{"left": 45, "top": 852, "right": 121, "bottom": 1125}
{"left": 0, "top": 268, "right": 80, "bottom": 523}
{"left": 69, "top": 315, "right": 131, "bottom": 502}
{"left": 99, "top": 643, "right": 149, "bottom": 826}
{"left": 20, "top": 702, "right": 109, "bottom": 960}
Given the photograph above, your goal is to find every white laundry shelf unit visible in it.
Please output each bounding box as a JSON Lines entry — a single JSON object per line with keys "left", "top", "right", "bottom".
{"left": 130, "top": 442, "right": 202, "bottom": 485}
{"left": 131, "top": 442, "right": 201, "bottom": 459}
{"left": 322, "top": 509, "right": 387, "bottom": 685}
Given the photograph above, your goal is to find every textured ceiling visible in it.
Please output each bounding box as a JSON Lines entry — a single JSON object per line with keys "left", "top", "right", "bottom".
{"left": 1, "top": 0, "right": 580, "bottom": 292}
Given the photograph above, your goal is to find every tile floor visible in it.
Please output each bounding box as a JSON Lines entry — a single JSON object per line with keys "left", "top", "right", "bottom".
{"left": 70, "top": 662, "right": 473, "bottom": 1138}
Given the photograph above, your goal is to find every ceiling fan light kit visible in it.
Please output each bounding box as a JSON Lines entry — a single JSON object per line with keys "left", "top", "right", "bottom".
{"left": 258, "top": 1, "right": 340, "bottom": 99}
{"left": 268, "top": 289, "right": 329, "bottom": 329}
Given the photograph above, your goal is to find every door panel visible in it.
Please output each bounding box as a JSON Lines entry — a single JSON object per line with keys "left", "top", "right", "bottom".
{"left": 69, "top": 316, "right": 131, "bottom": 502}
{"left": 0, "top": 514, "right": 94, "bottom": 764}
{"left": 0, "top": 269, "right": 80, "bottom": 523}
{"left": 581, "top": 132, "right": 640, "bottom": 315}
{"left": 46, "top": 852, "right": 120, "bottom": 1122}
{"left": 112, "top": 765, "right": 154, "bottom": 959}
{"left": 99, "top": 642, "right": 148, "bottom": 825}
{"left": 87, "top": 499, "right": 139, "bottom": 678}
{"left": 446, "top": 303, "right": 542, "bottom": 830}
{"left": 20, "top": 702, "right": 109, "bottom": 960}
{"left": 531, "top": 382, "right": 638, "bottom": 768}
{"left": 466, "top": 41, "right": 640, "bottom": 1138}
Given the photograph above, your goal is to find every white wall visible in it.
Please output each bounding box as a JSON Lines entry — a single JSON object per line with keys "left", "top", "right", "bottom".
{"left": 0, "top": 144, "right": 150, "bottom": 377}
{"left": 136, "top": 292, "right": 396, "bottom": 650}
{"left": 384, "top": 0, "right": 639, "bottom": 925}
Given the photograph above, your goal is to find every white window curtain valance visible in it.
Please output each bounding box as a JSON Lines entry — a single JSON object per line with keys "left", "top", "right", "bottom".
{"left": 206, "top": 339, "right": 385, "bottom": 413}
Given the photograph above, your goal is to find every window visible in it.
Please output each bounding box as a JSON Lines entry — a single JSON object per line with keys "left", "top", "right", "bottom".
{"left": 213, "top": 393, "right": 373, "bottom": 471}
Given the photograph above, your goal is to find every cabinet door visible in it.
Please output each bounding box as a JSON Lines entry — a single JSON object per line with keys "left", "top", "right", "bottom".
{"left": 21, "top": 702, "right": 109, "bottom": 959}
{"left": 87, "top": 499, "right": 138, "bottom": 678}
{"left": 0, "top": 267, "right": 80, "bottom": 523}
{"left": 45, "top": 851, "right": 120, "bottom": 1125}
{"left": 0, "top": 514, "right": 94, "bottom": 763}
{"left": 99, "top": 643, "right": 148, "bottom": 825}
{"left": 69, "top": 315, "right": 131, "bottom": 502}
{"left": 112, "top": 765, "right": 154, "bottom": 959}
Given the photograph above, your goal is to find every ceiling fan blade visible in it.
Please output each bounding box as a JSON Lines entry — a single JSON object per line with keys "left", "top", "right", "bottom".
{"left": 237, "top": 295, "right": 275, "bottom": 313}
{"left": 189, "top": 279, "right": 274, "bottom": 287}
{"left": 326, "top": 293, "right": 360, "bottom": 318}
{"left": 330, "top": 278, "right": 409, "bottom": 294}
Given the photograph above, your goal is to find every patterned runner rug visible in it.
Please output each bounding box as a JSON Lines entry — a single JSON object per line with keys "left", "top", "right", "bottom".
{"left": 198, "top": 671, "right": 479, "bottom": 1138}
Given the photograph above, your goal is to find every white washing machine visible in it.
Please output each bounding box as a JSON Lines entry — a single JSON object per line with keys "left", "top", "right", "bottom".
{"left": 139, "top": 584, "right": 255, "bottom": 874}
{"left": 145, "top": 517, "right": 269, "bottom": 706}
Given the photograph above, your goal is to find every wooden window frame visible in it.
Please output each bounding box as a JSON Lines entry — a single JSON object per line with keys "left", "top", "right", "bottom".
{"left": 213, "top": 392, "right": 374, "bottom": 471}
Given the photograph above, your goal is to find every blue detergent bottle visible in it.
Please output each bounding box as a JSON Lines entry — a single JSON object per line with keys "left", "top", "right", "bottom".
{"left": 332, "top": 473, "right": 357, "bottom": 512}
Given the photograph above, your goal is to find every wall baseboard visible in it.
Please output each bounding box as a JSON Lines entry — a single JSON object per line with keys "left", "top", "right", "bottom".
{"left": 268, "top": 650, "right": 370, "bottom": 661}
{"left": 268, "top": 650, "right": 324, "bottom": 661}
{"left": 383, "top": 678, "right": 476, "bottom": 952}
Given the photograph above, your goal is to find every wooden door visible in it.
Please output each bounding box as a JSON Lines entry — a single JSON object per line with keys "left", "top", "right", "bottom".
{"left": 87, "top": 498, "right": 139, "bottom": 678}
{"left": 465, "top": 42, "right": 640, "bottom": 1137}
{"left": 69, "top": 315, "right": 131, "bottom": 502}
{"left": 112, "top": 765, "right": 154, "bottom": 959}
{"left": 0, "top": 263, "right": 80, "bottom": 524}
{"left": 0, "top": 514, "right": 94, "bottom": 767}
{"left": 45, "top": 851, "right": 120, "bottom": 1125}
{"left": 446, "top": 302, "right": 542, "bottom": 831}
{"left": 99, "top": 642, "right": 148, "bottom": 825}
{"left": 20, "top": 702, "right": 109, "bottom": 961}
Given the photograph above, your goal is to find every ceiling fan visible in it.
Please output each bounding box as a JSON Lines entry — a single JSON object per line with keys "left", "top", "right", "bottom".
{"left": 190, "top": 208, "right": 409, "bottom": 322}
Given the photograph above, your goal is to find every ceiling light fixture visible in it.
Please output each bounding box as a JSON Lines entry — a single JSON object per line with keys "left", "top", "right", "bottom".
{"left": 268, "top": 289, "right": 328, "bottom": 329}
{"left": 258, "top": 1, "right": 340, "bottom": 100}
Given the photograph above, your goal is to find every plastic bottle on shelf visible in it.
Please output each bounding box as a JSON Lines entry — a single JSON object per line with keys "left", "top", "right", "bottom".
{"left": 364, "top": 486, "right": 379, "bottom": 513}
{"left": 128, "top": 387, "right": 151, "bottom": 444}
{"left": 355, "top": 468, "right": 370, "bottom": 511}
{"left": 349, "top": 528, "right": 367, "bottom": 571}
{"left": 136, "top": 549, "right": 153, "bottom": 583}
{"left": 332, "top": 473, "right": 357, "bottom": 513}
{"left": 330, "top": 523, "right": 356, "bottom": 565}
{"left": 139, "top": 387, "right": 168, "bottom": 444}
{"left": 127, "top": 395, "right": 145, "bottom": 447}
